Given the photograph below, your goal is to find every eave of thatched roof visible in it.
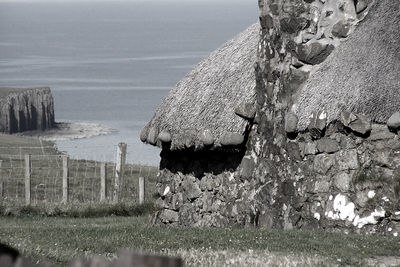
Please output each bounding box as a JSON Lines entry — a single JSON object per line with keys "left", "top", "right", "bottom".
{"left": 141, "top": 23, "right": 259, "bottom": 150}
{"left": 294, "top": 0, "right": 400, "bottom": 130}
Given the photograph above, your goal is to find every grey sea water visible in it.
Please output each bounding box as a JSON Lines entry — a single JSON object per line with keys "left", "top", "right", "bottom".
{"left": 0, "top": 0, "right": 258, "bottom": 165}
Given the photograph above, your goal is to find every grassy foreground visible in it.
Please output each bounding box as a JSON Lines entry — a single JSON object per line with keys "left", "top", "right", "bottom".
{"left": 0, "top": 216, "right": 399, "bottom": 267}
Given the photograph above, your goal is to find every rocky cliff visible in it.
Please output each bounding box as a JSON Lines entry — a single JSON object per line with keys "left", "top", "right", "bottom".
{"left": 0, "top": 87, "right": 55, "bottom": 134}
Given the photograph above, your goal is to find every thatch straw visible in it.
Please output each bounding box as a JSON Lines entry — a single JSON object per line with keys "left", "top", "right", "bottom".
{"left": 141, "top": 23, "right": 259, "bottom": 150}
{"left": 294, "top": 0, "right": 400, "bottom": 130}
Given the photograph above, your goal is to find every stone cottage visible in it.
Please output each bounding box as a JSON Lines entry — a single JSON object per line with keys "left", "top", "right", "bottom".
{"left": 142, "top": 0, "right": 400, "bottom": 235}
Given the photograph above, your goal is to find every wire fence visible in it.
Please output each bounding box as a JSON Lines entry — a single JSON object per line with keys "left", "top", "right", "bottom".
{"left": 0, "top": 145, "right": 158, "bottom": 206}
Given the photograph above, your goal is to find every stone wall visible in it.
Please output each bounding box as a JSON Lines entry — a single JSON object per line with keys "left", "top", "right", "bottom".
{"left": 247, "top": 0, "right": 399, "bottom": 235}
{"left": 0, "top": 87, "right": 55, "bottom": 134}
{"left": 153, "top": 0, "right": 400, "bottom": 235}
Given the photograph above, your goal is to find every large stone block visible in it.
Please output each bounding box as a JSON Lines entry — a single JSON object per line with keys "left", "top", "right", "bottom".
{"left": 340, "top": 112, "right": 371, "bottom": 135}
{"left": 285, "top": 112, "right": 298, "bottom": 133}
{"left": 182, "top": 178, "right": 202, "bottom": 201}
{"left": 336, "top": 149, "right": 359, "bottom": 170}
{"left": 314, "top": 153, "right": 335, "bottom": 174}
{"left": 240, "top": 157, "right": 255, "bottom": 179}
{"left": 159, "top": 209, "right": 179, "bottom": 223}
{"left": 332, "top": 20, "right": 351, "bottom": 38}
{"left": 296, "top": 43, "right": 334, "bottom": 65}
{"left": 316, "top": 138, "right": 340, "bottom": 153}
{"left": 333, "top": 172, "right": 353, "bottom": 192}
{"left": 387, "top": 112, "right": 400, "bottom": 131}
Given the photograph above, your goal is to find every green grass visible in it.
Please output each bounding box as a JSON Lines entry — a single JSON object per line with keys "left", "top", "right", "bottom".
{"left": 0, "top": 202, "right": 156, "bottom": 218}
{"left": 0, "top": 134, "right": 158, "bottom": 205}
{"left": 0, "top": 133, "right": 58, "bottom": 155}
{"left": 0, "top": 216, "right": 399, "bottom": 266}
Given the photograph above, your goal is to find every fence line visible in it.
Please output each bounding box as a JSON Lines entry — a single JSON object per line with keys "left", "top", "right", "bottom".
{"left": 0, "top": 143, "right": 154, "bottom": 206}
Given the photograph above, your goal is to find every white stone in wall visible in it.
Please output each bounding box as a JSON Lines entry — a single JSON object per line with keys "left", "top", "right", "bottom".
{"left": 326, "top": 193, "right": 386, "bottom": 229}
{"left": 353, "top": 209, "right": 386, "bottom": 229}
{"left": 367, "top": 190, "right": 376, "bottom": 199}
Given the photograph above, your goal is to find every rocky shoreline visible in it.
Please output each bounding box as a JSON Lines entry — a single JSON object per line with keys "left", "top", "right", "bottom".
{"left": 15, "top": 122, "right": 115, "bottom": 141}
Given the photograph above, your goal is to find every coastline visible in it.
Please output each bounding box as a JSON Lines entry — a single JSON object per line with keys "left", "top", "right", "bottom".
{"left": 14, "top": 122, "right": 116, "bottom": 141}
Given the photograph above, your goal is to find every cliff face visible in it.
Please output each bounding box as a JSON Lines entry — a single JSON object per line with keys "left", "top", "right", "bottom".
{"left": 0, "top": 87, "right": 55, "bottom": 134}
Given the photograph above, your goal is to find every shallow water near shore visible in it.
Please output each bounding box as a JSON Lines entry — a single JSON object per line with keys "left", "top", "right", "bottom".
{"left": 53, "top": 89, "right": 169, "bottom": 165}
{"left": 0, "top": 0, "right": 258, "bottom": 165}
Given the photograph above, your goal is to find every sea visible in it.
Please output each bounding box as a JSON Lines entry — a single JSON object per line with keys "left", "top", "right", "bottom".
{"left": 0, "top": 0, "right": 258, "bottom": 166}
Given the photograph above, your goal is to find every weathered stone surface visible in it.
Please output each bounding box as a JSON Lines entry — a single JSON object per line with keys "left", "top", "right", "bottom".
{"left": 296, "top": 43, "right": 335, "bottom": 65}
{"left": 341, "top": 0, "right": 358, "bottom": 19}
{"left": 332, "top": 20, "right": 351, "bottom": 38}
{"left": 369, "top": 124, "right": 396, "bottom": 140}
{"left": 308, "top": 111, "right": 327, "bottom": 139}
{"left": 285, "top": 112, "right": 298, "bottom": 133}
{"left": 240, "top": 157, "right": 255, "bottom": 179}
{"left": 220, "top": 132, "right": 244, "bottom": 146}
{"left": 314, "top": 153, "right": 335, "bottom": 174}
{"left": 158, "top": 131, "right": 172, "bottom": 143}
{"left": 182, "top": 179, "right": 201, "bottom": 200}
{"left": 374, "top": 149, "right": 392, "bottom": 167}
{"left": 387, "top": 112, "right": 400, "bottom": 131}
{"left": 341, "top": 112, "right": 371, "bottom": 135}
{"left": 339, "top": 135, "right": 357, "bottom": 149}
{"left": 286, "top": 142, "right": 302, "bottom": 161}
{"left": 299, "top": 142, "right": 317, "bottom": 156}
{"left": 355, "top": 190, "right": 369, "bottom": 207}
{"left": 316, "top": 138, "right": 340, "bottom": 153}
{"left": 314, "top": 180, "right": 331, "bottom": 193}
{"left": 235, "top": 102, "right": 256, "bottom": 120}
{"left": 0, "top": 87, "right": 55, "bottom": 134}
{"left": 159, "top": 209, "right": 179, "bottom": 223}
{"left": 140, "top": 126, "right": 148, "bottom": 142}
{"left": 280, "top": 17, "right": 308, "bottom": 34}
{"left": 171, "top": 193, "right": 184, "bottom": 211}
{"left": 199, "top": 129, "right": 214, "bottom": 146}
{"left": 356, "top": 0, "right": 368, "bottom": 13}
{"left": 333, "top": 172, "right": 352, "bottom": 192}
{"left": 336, "top": 149, "right": 359, "bottom": 170}
{"left": 287, "top": 67, "right": 310, "bottom": 92}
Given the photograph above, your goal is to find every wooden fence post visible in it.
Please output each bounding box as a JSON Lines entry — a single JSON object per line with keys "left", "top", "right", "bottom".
{"left": 100, "top": 162, "right": 107, "bottom": 202}
{"left": 24, "top": 154, "right": 31, "bottom": 205}
{"left": 139, "top": 177, "right": 145, "bottom": 204}
{"left": 113, "top": 143, "right": 127, "bottom": 203}
{"left": 0, "top": 160, "right": 3, "bottom": 201}
{"left": 62, "top": 154, "right": 69, "bottom": 204}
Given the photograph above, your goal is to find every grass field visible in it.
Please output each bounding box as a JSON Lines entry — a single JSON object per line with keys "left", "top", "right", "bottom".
{"left": 0, "top": 134, "right": 158, "bottom": 205}
{"left": 1, "top": 135, "right": 400, "bottom": 267}
{"left": 0, "top": 215, "right": 400, "bottom": 266}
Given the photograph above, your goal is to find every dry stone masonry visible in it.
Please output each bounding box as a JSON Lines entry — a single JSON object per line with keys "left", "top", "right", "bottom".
{"left": 0, "top": 87, "right": 55, "bottom": 134}
{"left": 146, "top": 0, "right": 400, "bottom": 236}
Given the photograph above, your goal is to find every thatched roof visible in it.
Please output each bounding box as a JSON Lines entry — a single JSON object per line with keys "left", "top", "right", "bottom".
{"left": 141, "top": 23, "right": 259, "bottom": 150}
{"left": 294, "top": 0, "right": 400, "bottom": 130}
